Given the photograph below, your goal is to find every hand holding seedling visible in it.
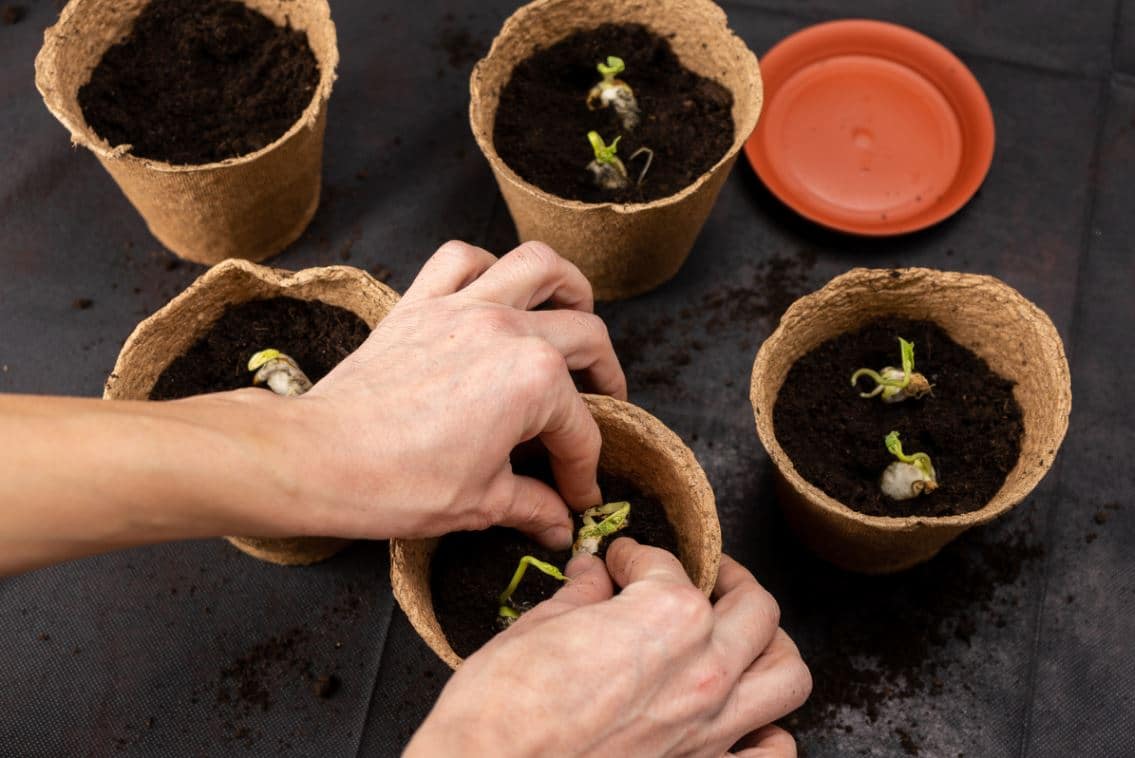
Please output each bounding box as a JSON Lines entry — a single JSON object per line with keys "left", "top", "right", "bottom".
{"left": 0, "top": 240, "right": 626, "bottom": 575}
{"left": 587, "top": 55, "right": 640, "bottom": 130}
{"left": 409, "top": 541, "right": 810, "bottom": 758}
{"left": 881, "top": 431, "right": 939, "bottom": 500}
{"left": 498, "top": 500, "right": 630, "bottom": 626}
{"left": 851, "top": 337, "right": 932, "bottom": 402}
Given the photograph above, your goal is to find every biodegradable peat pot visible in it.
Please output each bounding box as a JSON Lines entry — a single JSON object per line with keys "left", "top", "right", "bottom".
{"left": 470, "top": 0, "right": 762, "bottom": 301}
{"left": 391, "top": 394, "right": 721, "bottom": 668}
{"left": 105, "top": 259, "right": 400, "bottom": 565}
{"left": 35, "top": 0, "right": 338, "bottom": 265}
{"left": 751, "top": 268, "right": 1072, "bottom": 574}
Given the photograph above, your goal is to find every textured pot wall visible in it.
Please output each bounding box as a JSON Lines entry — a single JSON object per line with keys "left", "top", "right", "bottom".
{"left": 391, "top": 394, "right": 721, "bottom": 669}
{"left": 470, "top": 0, "right": 762, "bottom": 300}
{"left": 35, "top": 0, "right": 338, "bottom": 264}
{"left": 751, "top": 268, "right": 1072, "bottom": 573}
{"left": 105, "top": 259, "right": 400, "bottom": 565}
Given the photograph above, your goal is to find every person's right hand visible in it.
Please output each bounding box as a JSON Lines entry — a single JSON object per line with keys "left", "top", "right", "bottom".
{"left": 266, "top": 239, "right": 626, "bottom": 549}
{"left": 407, "top": 541, "right": 812, "bottom": 757}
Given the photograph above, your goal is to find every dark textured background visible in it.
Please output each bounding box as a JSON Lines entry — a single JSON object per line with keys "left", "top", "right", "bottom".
{"left": 2, "top": 0, "right": 1133, "bottom": 755}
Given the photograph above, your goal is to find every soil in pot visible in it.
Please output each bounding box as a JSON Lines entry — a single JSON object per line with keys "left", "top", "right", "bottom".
{"left": 773, "top": 317, "right": 1023, "bottom": 518}
{"left": 493, "top": 22, "right": 734, "bottom": 204}
{"left": 149, "top": 297, "right": 369, "bottom": 400}
{"left": 78, "top": 0, "right": 319, "bottom": 165}
{"left": 432, "top": 468, "right": 680, "bottom": 658}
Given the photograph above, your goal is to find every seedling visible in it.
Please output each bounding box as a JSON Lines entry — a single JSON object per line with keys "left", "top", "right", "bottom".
{"left": 850, "top": 337, "right": 932, "bottom": 403}
{"left": 587, "top": 55, "right": 640, "bottom": 131}
{"left": 248, "top": 348, "right": 312, "bottom": 396}
{"left": 498, "top": 555, "right": 566, "bottom": 624}
{"left": 880, "top": 431, "right": 938, "bottom": 500}
{"left": 573, "top": 500, "right": 631, "bottom": 556}
{"left": 497, "top": 501, "right": 632, "bottom": 627}
{"left": 586, "top": 131, "right": 654, "bottom": 191}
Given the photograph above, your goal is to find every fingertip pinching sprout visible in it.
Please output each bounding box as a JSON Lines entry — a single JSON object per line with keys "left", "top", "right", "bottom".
{"left": 880, "top": 431, "right": 938, "bottom": 500}
{"left": 248, "top": 348, "right": 312, "bottom": 397}
{"left": 850, "top": 337, "right": 932, "bottom": 403}
{"left": 587, "top": 55, "right": 640, "bottom": 131}
{"left": 572, "top": 500, "right": 631, "bottom": 556}
{"left": 586, "top": 131, "right": 654, "bottom": 191}
{"left": 497, "top": 501, "right": 631, "bottom": 627}
{"left": 498, "top": 555, "right": 566, "bottom": 626}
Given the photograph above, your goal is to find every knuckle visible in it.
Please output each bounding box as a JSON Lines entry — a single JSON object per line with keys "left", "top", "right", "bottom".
{"left": 654, "top": 585, "right": 712, "bottom": 630}
{"left": 434, "top": 240, "right": 480, "bottom": 265}
{"left": 513, "top": 240, "right": 562, "bottom": 271}
{"left": 522, "top": 340, "right": 568, "bottom": 386}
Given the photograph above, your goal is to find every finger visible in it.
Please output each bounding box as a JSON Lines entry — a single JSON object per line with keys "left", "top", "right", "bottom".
{"left": 521, "top": 310, "right": 627, "bottom": 400}
{"left": 401, "top": 241, "right": 498, "bottom": 303}
{"left": 527, "top": 367, "right": 604, "bottom": 510}
{"left": 712, "top": 555, "right": 781, "bottom": 676}
{"left": 463, "top": 241, "right": 594, "bottom": 312}
{"left": 718, "top": 630, "right": 812, "bottom": 739}
{"left": 729, "top": 725, "right": 797, "bottom": 758}
{"left": 515, "top": 553, "right": 615, "bottom": 626}
{"left": 484, "top": 467, "right": 574, "bottom": 550}
{"left": 606, "top": 537, "right": 692, "bottom": 589}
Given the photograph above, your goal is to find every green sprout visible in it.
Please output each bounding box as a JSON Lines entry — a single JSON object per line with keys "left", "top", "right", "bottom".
{"left": 880, "top": 431, "right": 938, "bottom": 500}
{"left": 587, "top": 55, "right": 640, "bottom": 130}
{"left": 498, "top": 555, "right": 566, "bottom": 625}
{"left": 586, "top": 131, "right": 654, "bottom": 191}
{"left": 573, "top": 500, "right": 631, "bottom": 555}
{"left": 248, "top": 348, "right": 312, "bottom": 396}
{"left": 496, "top": 501, "right": 631, "bottom": 627}
{"left": 850, "top": 337, "right": 932, "bottom": 403}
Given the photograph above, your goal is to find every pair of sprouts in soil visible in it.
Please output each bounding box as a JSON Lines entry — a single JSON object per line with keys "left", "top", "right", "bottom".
{"left": 243, "top": 347, "right": 633, "bottom": 628}
{"left": 850, "top": 337, "right": 938, "bottom": 501}
{"left": 585, "top": 56, "right": 654, "bottom": 191}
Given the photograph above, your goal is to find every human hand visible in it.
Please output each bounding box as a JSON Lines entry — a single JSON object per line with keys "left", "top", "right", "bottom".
{"left": 279, "top": 240, "right": 626, "bottom": 548}
{"left": 407, "top": 541, "right": 811, "bottom": 757}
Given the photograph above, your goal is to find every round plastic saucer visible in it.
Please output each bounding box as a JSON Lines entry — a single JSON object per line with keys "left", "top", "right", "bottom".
{"left": 745, "top": 19, "right": 995, "bottom": 236}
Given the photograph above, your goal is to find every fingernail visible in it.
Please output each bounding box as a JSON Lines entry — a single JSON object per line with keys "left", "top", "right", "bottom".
{"left": 541, "top": 525, "right": 573, "bottom": 551}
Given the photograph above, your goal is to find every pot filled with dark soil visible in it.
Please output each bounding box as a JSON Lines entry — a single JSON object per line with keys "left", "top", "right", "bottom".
{"left": 750, "top": 268, "right": 1071, "bottom": 574}
{"left": 391, "top": 394, "right": 721, "bottom": 668}
{"left": 470, "top": 0, "right": 762, "bottom": 301}
{"left": 35, "top": 0, "right": 338, "bottom": 265}
{"left": 104, "top": 259, "right": 400, "bottom": 565}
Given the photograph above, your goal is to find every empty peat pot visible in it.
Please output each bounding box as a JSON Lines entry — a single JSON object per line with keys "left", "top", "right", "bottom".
{"left": 750, "top": 268, "right": 1072, "bottom": 574}
{"left": 35, "top": 0, "right": 338, "bottom": 265}
{"left": 469, "top": 0, "right": 762, "bottom": 301}
{"left": 104, "top": 259, "right": 400, "bottom": 565}
{"left": 391, "top": 394, "right": 721, "bottom": 668}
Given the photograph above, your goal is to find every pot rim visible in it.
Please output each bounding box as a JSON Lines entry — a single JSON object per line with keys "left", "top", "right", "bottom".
{"left": 750, "top": 266, "right": 1072, "bottom": 532}
{"left": 104, "top": 258, "right": 396, "bottom": 400}
{"left": 391, "top": 392, "right": 721, "bottom": 669}
{"left": 468, "top": 0, "right": 762, "bottom": 215}
{"left": 34, "top": 0, "right": 339, "bottom": 173}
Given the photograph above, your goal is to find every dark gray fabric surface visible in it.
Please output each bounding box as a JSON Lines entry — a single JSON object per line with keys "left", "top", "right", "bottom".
{"left": 1, "top": 0, "right": 1133, "bottom": 756}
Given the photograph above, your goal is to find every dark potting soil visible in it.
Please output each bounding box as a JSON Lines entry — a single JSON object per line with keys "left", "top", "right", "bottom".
{"left": 78, "top": 0, "right": 319, "bottom": 165}
{"left": 149, "top": 297, "right": 370, "bottom": 400}
{"left": 432, "top": 471, "right": 681, "bottom": 659}
{"left": 493, "top": 23, "right": 735, "bottom": 204}
{"left": 773, "top": 318, "right": 1024, "bottom": 517}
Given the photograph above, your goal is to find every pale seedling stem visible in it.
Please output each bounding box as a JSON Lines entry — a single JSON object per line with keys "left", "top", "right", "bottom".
{"left": 248, "top": 348, "right": 312, "bottom": 396}
{"left": 850, "top": 338, "right": 932, "bottom": 403}
{"left": 880, "top": 431, "right": 939, "bottom": 500}
{"left": 587, "top": 55, "right": 640, "bottom": 131}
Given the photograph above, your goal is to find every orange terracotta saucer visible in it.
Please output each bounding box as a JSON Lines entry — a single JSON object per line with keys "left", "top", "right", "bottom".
{"left": 745, "top": 20, "right": 995, "bottom": 236}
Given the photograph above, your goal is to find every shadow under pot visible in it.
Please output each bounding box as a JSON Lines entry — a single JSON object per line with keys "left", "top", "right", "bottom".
{"left": 104, "top": 259, "right": 401, "bottom": 565}
{"left": 470, "top": 0, "right": 762, "bottom": 301}
{"left": 35, "top": 0, "right": 338, "bottom": 265}
{"left": 750, "top": 268, "right": 1071, "bottom": 574}
{"left": 390, "top": 394, "right": 721, "bottom": 669}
